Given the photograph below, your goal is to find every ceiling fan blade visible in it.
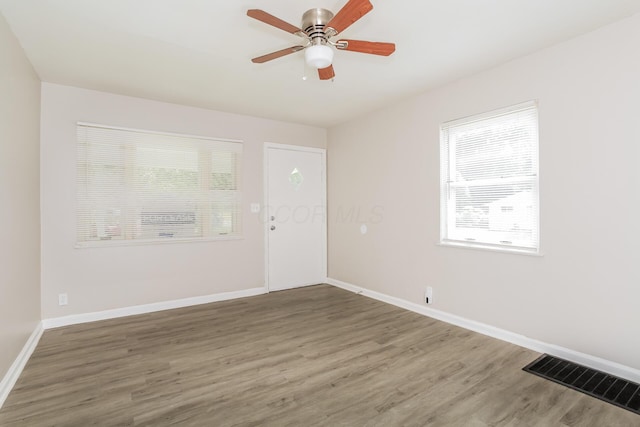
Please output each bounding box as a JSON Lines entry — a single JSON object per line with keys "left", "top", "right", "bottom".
{"left": 324, "top": 0, "right": 373, "bottom": 36}
{"left": 318, "top": 65, "right": 335, "bottom": 80}
{"left": 336, "top": 39, "right": 395, "bottom": 56}
{"left": 251, "top": 46, "right": 305, "bottom": 63}
{"left": 247, "top": 9, "right": 303, "bottom": 35}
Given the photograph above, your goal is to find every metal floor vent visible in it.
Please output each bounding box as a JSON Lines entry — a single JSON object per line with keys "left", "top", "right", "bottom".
{"left": 523, "top": 354, "right": 640, "bottom": 415}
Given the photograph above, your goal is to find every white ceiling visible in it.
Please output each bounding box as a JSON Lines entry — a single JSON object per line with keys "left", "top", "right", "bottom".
{"left": 2, "top": 1, "right": 640, "bottom": 127}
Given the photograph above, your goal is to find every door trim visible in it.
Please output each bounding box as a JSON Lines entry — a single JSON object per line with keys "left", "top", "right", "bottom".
{"left": 263, "top": 143, "right": 327, "bottom": 292}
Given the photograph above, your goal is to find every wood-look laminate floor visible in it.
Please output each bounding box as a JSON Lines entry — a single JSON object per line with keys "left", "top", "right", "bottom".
{"left": 1, "top": 285, "right": 637, "bottom": 426}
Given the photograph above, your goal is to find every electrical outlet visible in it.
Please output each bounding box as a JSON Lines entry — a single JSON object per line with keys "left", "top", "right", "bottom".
{"left": 58, "top": 293, "right": 68, "bottom": 306}
{"left": 425, "top": 287, "right": 433, "bottom": 304}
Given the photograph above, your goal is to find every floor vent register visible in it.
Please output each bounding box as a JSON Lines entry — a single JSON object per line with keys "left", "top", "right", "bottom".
{"left": 523, "top": 354, "right": 640, "bottom": 415}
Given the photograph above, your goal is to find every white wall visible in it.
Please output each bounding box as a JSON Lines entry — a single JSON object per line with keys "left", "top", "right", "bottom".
{"left": 40, "top": 83, "right": 326, "bottom": 319}
{"left": 328, "top": 14, "right": 640, "bottom": 370}
{"left": 0, "top": 14, "right": 41, "bottom": 377}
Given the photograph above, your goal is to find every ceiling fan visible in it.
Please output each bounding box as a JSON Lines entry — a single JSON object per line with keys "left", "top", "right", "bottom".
{"left": 247, "top": 0, "right": 395, "bottom": 80}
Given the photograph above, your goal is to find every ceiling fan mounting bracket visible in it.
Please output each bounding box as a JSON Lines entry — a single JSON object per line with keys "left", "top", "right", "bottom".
{"left": 333, "top": 40, "right": 348, "bottom": 49}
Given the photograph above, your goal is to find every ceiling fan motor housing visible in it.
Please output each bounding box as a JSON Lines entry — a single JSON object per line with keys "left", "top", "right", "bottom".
{"left": 302, "top": 8, "right": 334, "bottom": 46}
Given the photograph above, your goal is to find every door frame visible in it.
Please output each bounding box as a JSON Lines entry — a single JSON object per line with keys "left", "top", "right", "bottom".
{"left": 263, "top": 142, "right": 327, "bottom": 292}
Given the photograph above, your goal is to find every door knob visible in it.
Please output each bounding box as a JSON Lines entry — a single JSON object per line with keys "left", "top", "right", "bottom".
{"left": 270, "top": 225, "right": 276, "bottom": 231}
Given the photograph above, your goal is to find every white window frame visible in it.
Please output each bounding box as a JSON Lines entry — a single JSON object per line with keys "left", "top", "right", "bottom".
{"left": 439, "top": 101, "right": 540, "bottom": 255}
{"left": 76, "top": 122, "right": 243, "bottom": 248}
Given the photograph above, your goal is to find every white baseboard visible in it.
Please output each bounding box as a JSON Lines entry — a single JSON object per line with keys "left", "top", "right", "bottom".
{"left": 326, "top": 278, "right": 640, "bottom": 384}
{"left": 0, "top": 322, "right": 43, "bottom": 410}
{"left": 42, "top": 287, "right": 267, "bottom": 329}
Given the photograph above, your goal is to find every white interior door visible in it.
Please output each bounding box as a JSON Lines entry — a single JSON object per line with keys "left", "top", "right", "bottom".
{"left": 266, "top": 144, "right": 326, "bottom": 291}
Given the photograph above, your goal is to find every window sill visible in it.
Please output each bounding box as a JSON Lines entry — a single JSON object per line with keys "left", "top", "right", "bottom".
{"left": 437, "top": 241, "right": 543, "bottom": 257}
{"left": 75, "top": 235, "right": 243, "bottom": 249}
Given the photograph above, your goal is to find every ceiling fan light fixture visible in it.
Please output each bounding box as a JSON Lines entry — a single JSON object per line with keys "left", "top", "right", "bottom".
{"left": 305, "top": 44, "right": 334, "bottom": 69}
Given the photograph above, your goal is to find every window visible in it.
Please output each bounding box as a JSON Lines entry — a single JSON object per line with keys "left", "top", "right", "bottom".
{"left": 440, "top": 101, "right": 539, "bottom": 253}
{"left": 76, "top": 123, "right": 242, "bottom": 247}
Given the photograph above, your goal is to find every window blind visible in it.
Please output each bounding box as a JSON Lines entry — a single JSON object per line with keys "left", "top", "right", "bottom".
{"left": 440, "top": 101, "right": 539, "bottom": 252}
{"left": 76, "top": 123, "right": 242, "bottom": 246}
